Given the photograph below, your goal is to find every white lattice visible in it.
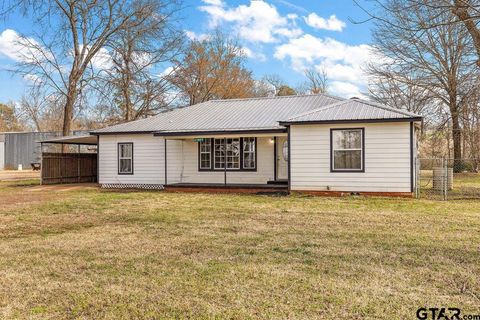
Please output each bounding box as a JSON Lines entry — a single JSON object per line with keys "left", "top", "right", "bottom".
{"left": 100, "top": 184, "right": 164, "bottom": 190}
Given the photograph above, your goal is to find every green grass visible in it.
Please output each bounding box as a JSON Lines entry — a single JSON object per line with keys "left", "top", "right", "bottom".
{"left": 0, "top": 180, "right": 479, "bottom": 319}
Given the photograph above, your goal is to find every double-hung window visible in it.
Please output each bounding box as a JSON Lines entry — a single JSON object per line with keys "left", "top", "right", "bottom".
{"left": 199, "top": 137, "right": 256, "bottom": 171}
{"left": 199, "top": 139, "right": 211, "bottom": 169}
{"left": 331, "top": 129, "right": 364, "bottom": 172}
{"left": 118, "top": 143, "right": 133, "bottom": 174}
{"left": 243, "top": 137, "right": 256, "bottom": 169}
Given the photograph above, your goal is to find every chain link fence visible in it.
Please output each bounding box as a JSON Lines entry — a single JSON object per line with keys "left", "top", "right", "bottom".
{"left": 416, "top": 158, "right": 480, "bottom": 200}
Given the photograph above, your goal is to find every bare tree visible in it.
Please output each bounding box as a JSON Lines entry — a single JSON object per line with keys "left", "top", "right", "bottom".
{"left": 19, "top": 88, "right": 66, "bottom": 132}
{"left": 98, "top": 0, "right": 183, "bottom": 122}
{"left": 168, "top": 31, "right": 255, "bottom": 105}
{"left": 261, "top": 74, "right": 286, "bottom": 96}
{"left": 10, "top": 0, "right": 167, "bottom": 135}
{"left": 354, "top": 0, "right": 480, "bottom": 65}
{"left": 302, "top": 68, "right": 329, "bottom": 94}
{"left": 368, "top": 0, "right": 478, "bottom": 167}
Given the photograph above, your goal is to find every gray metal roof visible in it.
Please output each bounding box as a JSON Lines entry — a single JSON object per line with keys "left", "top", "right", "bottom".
{"left": 283, "top": 99, "right": 421, "bottom": 123}
{"left": 92, "top": 95, "right": 421, "bottom": 134}
{"left": 92, "top": 94, "right": 343, "bottom": 134}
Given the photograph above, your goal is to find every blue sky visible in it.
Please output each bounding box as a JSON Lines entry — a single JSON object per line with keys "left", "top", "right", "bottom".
{"left": 0, "top": 0, "right": 375, "bottom": 103}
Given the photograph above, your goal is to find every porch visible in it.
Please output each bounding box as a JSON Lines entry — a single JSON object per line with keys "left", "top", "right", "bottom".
{"left": 158, "top": 130, "right": 289, "bottom": 189}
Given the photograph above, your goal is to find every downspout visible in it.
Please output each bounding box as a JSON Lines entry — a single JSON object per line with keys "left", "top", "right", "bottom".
{"left": 287, "top": 126, "right": 291, "bottom": 194}
{"left": 40, "top": 142, "right": 43, "bottom": 185}
{"left": 164, "top": 138, "right": 168, "bottom": 186}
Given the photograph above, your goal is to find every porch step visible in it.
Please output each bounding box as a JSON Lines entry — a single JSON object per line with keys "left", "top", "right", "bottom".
{"left": 267, "top": 180, "right": 288, "bottom": 185}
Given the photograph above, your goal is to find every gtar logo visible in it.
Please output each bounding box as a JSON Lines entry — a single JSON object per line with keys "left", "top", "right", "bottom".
{"left": 416, "top": 308, "right": 461, "bottom": 320}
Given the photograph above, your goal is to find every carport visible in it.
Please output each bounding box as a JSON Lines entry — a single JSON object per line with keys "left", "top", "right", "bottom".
{"left": 39, "top": 135, "right": 98, "bottom": 185}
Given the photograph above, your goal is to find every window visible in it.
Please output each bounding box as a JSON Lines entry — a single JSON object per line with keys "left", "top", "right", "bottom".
{"left": 243, "top": 137, "right": 256, "bottom": 169}
{"left": 214, "top": 138, "right": 240, "bottom": 169}
{"left": 331, "top": 129, "right": 364, "bottom": 172}
{"left": 199, "top": 137, "right": 256, "bottom": 171}
{"left": 118, "top": 143, "right": 133, "bottom": 174}
{"left": 282, "top": 140, "right": 288, "bottom": 161}
{"left": 199, "top": 139, "right": 211, "bottom": 169}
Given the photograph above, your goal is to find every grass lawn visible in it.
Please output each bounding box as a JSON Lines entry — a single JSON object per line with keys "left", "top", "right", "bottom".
{"left": 0, "top": 180, "right": 479, "bottom": 319}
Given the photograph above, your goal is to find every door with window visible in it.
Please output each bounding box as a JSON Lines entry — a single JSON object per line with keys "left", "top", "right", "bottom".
{"left": 276, "top": 137, "right": 288, "bottom": 180}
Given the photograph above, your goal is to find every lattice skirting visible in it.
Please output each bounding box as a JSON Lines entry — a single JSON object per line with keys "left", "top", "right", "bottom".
{"left": 100, "top": 184, "right": 164, "bottom": 190}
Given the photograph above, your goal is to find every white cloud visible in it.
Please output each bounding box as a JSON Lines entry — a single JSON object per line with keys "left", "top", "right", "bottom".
{"left": 184, "top": 30, "right": 210, "bottom": 41}
{"left": 199, "top": 0, "right": 302, "bottom": 43}
{"left": 274, "top": 34, "right": 373, "bottom": 98}
{"left": 0, "top": 29, "right": 45, "bottom": 63}
{"left": 329, "top": 81, "right": 364, "bottom": 99}
{"left": 89, "top": 47, "right": 113, "bottom": 70}
{"left": 304, "top": 13, "right": 346, "bottom": 32}
{"left": 202, "top": 0, "right": 223, "bottom": 5}
{"left": 159, "top": 66, "right": 174, "bottom": 77}
{"left": 242, "top": 47, "right": 266, "bottom": 62}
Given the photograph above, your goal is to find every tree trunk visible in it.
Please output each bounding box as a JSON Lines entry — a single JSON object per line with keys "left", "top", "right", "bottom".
{"left": 62, "top": 78, "right": 79, "bottom": 136}
{"left": 453, "top": 0, "right": 480, "bottom": 67}
{"left": 450, "top": 106, "right": 463, "bottom": 172}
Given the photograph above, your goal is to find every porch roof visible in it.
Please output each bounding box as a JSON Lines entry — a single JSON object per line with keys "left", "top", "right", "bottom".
{"left": 39, "top": 135, "right": 98, "bottom": 145}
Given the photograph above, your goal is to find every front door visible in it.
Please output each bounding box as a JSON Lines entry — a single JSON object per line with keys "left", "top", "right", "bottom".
{"left": 276, "top": 137, "right": 288, "bottom": 180}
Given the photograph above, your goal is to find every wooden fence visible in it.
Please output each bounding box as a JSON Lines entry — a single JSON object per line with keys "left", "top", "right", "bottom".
{"left": 41, "top": 152, "right": 97, "bottom": 185}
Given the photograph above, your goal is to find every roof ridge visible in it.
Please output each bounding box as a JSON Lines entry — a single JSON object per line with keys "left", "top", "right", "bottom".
{"left": 353, "top": 99, "right": 420, "bottom": 117}
{"left": 210, "top": 93, "right": 345, "bottom": 103}
{"left": 286, "top": 100, "right": 349, "bottom": 121}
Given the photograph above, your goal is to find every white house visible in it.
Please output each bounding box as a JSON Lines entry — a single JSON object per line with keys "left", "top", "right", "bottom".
{"left": 42, "top": 94, "right": 422, "bottom": 196}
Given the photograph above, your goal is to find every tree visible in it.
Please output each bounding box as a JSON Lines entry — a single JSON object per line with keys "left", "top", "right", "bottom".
{"left": 11, "top": 0, "right": 169, "bottom": 135}
{"left": 368, "top": 0, "right": 477, "bottom": 167}
{"left": 276, "top": 85, "right": 297, "bottom": 96}
{"left": 369, "top": 75, "right": 435, "bottom": 124}
{"left": 19, "top": 89, "right": 65, "bottom": 132}
{"left": 0, "top": 102, "right": 25, "bottom": 131}
{"left": 168, "top": 31, "right": 255, "bottom": 105}
{"left": 261, "top": 74, "right": 286, "bottom": 96}
{"left": 99, "top": 0, "right": 183, "bottom": 122}
{"left": 302, "top": 68, "right": 328, "bottom": 94}
{"left": 354, "top": 0, "right": 480, "bottom": 66}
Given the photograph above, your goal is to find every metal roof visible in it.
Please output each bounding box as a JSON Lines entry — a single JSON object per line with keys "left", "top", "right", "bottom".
{"left": 39, "top": 135, "right": 98, "bottom": 145}
{"left": 282, "top": 99, "right": 422, "bottom": 124}
{"left": 92, "top": 95, "right": 422, "bottom": 135}
{"left": 92, "top": 94, "right": 343, "bottom": 134}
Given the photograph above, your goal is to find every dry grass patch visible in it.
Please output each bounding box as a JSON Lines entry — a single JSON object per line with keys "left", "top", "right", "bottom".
{"left": 0, "top": 182, "right": 479, "bottom": 319}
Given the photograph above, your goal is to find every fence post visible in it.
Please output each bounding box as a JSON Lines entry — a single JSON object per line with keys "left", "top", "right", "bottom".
{"left": 443, "top": 158, "right": 448, "bottom": 201}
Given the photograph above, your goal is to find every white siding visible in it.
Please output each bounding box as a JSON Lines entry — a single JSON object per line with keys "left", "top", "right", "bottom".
{"left": 98, "top": 135, "right": 275, "bottom": 185}
{"left": 290, "top": 122, "right": 412, "bottom": 192}
{"left": 99, "top": 134, "right": 168, "bottom": 184}
{"left": 178, "top": 137, "right": 275, "bottom": 184}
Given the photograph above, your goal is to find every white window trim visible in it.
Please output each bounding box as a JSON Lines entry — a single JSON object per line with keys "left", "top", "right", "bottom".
{"left": 118, "top": 143, "right": 133, "bottom": 175}
{"left": 331, "top": 128, "right": 364, "bottom": 172}
{"left": 199, "top": 140, "right": 211, "bottom": 170}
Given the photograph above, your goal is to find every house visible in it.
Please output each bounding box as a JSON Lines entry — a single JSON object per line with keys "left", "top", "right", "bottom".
{"left": 84, "top": 94, "right": 421, "bottom": 196}
{"left": 40, "top": 94, "right": 422, "bottom": 196}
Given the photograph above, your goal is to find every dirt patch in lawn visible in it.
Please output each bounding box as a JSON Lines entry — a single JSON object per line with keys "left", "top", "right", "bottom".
{"left": 0, "top": 182, "right": 97, "bottom": 212}
{"left": 0, "top": 170, "right": 40, "bottom": 182}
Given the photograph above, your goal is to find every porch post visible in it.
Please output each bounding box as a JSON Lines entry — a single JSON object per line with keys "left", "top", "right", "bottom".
{"left": 273, "top": 136, "right": 277, "bottom": 181}
{"left": 164, "top": 138, "right": 168, "bottom": 185}
{"left": 224, "top": 137, "right": 227, "bottom": 185}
